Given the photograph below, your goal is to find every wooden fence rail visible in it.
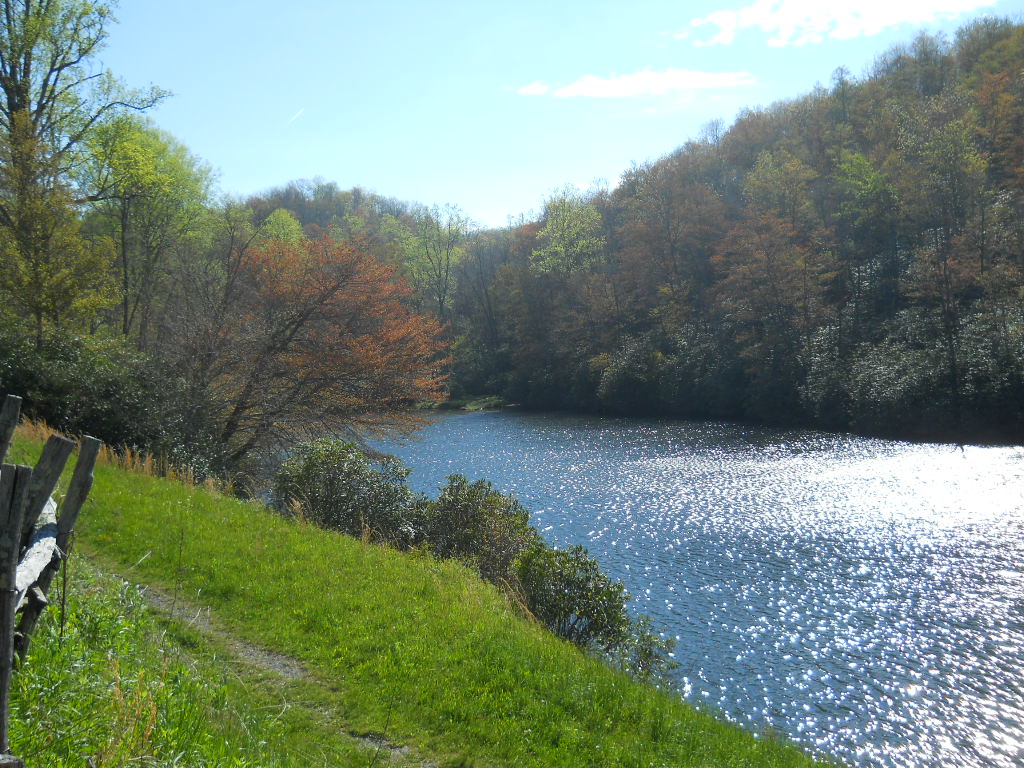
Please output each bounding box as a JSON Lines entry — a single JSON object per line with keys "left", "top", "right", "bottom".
{"left": 0, "top": 394, "right": 100, "bottom": 767}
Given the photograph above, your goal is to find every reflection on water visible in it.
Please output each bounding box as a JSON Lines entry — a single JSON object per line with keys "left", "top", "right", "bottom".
{"left": 372, "top": 412, "right": 1024, "bottom": 767}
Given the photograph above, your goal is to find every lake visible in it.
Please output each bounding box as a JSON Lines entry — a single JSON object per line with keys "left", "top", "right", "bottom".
{"left": 371, "top": 410, "right": 1024, "bottom": 767}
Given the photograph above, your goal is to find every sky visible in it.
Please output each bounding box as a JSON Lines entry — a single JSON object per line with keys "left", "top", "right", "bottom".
{"left": 99, "top": 0, "right": 1024, "bottom": 228}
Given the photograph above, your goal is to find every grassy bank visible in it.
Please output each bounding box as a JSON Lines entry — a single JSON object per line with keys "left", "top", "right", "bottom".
{"left": 8, "top": 430, "right": 824, "bottom": 767}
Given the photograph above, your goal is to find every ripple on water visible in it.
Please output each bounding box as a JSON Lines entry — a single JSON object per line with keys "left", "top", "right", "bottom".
{"left": 374, "top": 413, "right": 1024, "bottom": 768}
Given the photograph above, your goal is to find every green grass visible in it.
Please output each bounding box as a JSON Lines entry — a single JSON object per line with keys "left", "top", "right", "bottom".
{"left": 8, "top": 433, "right": 827, "bottom": 767}
{"left": 8, "top": 558, "right": 382, "bottom": 767}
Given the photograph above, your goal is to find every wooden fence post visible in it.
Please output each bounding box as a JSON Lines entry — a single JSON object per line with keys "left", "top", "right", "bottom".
{"left": 0, "top": 464, "right": 30, "bottom": 768}
{"left": 19, "top": 436, "right": 73, "bottom": 552}
{"left": 0, "top": 397, "right": 21, "bottom": 465}
{"left": 15, "top": 437, "right": 100, "bottom": 665}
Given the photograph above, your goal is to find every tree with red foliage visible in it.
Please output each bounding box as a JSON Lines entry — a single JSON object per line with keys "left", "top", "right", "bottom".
{"left": 166, "top": 217, "right": 446, "bottom": 469}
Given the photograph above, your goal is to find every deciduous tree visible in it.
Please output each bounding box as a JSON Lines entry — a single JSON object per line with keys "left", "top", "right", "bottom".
{"left": 406, "top": 203, "right": 469, "bottom": 325}
{"left": 531, "top": 188, "right": 604, "bottom": 274}
{"left": 0, "top": 111, "right": 113, "bottom": 345}
{"left": 0, "top": 0, "right": 163, "bottom": 341}
{"left": 164, "top": 222, "right": 447, "bottom": 468}
{"left": 86, "top": 115, "right": 211, "bottom": 342}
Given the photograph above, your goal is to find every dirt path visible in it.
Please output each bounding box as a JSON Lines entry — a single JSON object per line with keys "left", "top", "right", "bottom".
{"left": 139, "top": 583, "right": 437, "bottom": 767}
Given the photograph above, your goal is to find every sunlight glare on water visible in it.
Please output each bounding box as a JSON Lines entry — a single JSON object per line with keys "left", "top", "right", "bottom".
{"left": 372, "top": 412, "right": 1024, "bottom": 768}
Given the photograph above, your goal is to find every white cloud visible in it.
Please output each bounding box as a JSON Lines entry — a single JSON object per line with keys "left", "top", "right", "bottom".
{"left": 682, "top": 0, "right": 999, "bottom": 47}
{"left": 520, "top": 68, "right": 755, "bottom": 99}
{"left": 517, "top": 81, "right": 550, "bottom": 95}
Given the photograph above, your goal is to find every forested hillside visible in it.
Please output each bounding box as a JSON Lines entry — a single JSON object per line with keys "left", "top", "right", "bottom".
{"left": 246, "top": 19, "right": 1024, "bottom": 443}
{"left": 433, "top": 18, "right": 1024, "bottom": 441}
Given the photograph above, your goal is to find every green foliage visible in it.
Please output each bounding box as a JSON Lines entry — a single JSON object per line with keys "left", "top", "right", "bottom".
{"left": 742, "top": 149, "right": 817, "bottom": 224}
{"left": 272, "top": 443, "right": 673, "bottom": 677}
{"left": 660, "top": 327, "right": 747, "bottom": 419}
{"left": 259, "top": 207, "right": 305, "bottom": 245}
{"left": 0, "top": 112, "right": 117, "bottom": 343}
{"left": 0, "top": 1, "right": 164, "bottom": 344}
{"left": 424, "top": 474, "right": 539, "bottom": 584}
{"left": 834, "top": 151, "right": 899, "bottom": 239}
{"left": 443, "top": 17, "right": 1024, "bottom": 444}
{"left": 531, "top": 189, "right": 605, "bottom": 273}
{"left": 274, "top": 438, "right": 422, "bottom": 547}
{"left": 85, "top": 114, "right": 212, "bottom": 338}
{"left": 609, "top": 614, "right": 679, "bottom": 683}
{"left": 799, "top": 323, "right": 853, "bottom": 431}
{"left": 850, "top": 336, "right": 951, "bottom": 433}
{"left": 277, "top": 453, "right": 543, "bottom": 598}
{"left": 516, "top": 543, "right": 629, "bottom": 652}
{"left": 801, "top": 304, "right": 1024, "bottom": 440}
{"left": 0, "top": 1, "right": 165, "bottom": 159}
{"left": 90, "top": 116, "right": 212, "bottom": 212}
{"left": 403, "top": 203, "right": 469, "bottom": 322}
{"left": 0, "top": 329, "right": 218, "bottom": 467}
{"left": 596, "top": 335, "right": 666, "bottom": 414}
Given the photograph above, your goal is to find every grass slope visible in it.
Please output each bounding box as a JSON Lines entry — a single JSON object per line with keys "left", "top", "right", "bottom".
{"left": 8, "top": 432, "right": 825, "bottom": 767}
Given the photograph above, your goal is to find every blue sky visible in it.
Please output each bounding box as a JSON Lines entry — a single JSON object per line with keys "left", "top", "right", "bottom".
{"left": 100, "top": 0, "right": 1023, "bottom": 227}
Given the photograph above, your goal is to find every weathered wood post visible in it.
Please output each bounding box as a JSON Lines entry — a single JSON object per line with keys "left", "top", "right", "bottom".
{"left": 0, "top": 394, "right": 26, "bottom": 766}
{"left": 0, "top": 463, "right": 30, "bottom": 768}
{"left": 19, "top": 436, "right": 74, "bottom": 550}
{"left": 0, "top": 397, "right": 21, "bottom": 464}
{"left": 14, "top": 437, "right": 101, "bottom": 664}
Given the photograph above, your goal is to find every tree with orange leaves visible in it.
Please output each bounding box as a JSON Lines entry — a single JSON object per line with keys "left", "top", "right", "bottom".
{"left": 163, "top": 210, "right": 447, "bottom": 470}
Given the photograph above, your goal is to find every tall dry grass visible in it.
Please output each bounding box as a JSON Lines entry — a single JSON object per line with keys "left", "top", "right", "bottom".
{"left": 13, "top": 419, "right": 231, "bottom": 495}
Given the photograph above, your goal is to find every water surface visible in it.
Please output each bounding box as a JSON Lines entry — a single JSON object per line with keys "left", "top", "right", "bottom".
{"left": 372, "top": 411, "right": 1024, "bottom": 767}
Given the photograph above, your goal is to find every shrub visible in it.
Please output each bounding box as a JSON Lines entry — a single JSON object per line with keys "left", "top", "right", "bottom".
{"left": 515, "top": 543, "right": 630, "bottom": 652}
{"left": 799, "top": 323, "right": 853, "bottom": 431}
{"left": 845, "top": 335, "right": 950, "bottom": 435}
{"left": 661, "top": 325, "right": 747, "bottom": 419}
{"left": 607, "top": 614, "right": 678, "bottom": 682}
{"left": 273, "top": 438, "right": 422, "bottom": 547}
{"left": 423, "top": 475, "right": 539, "bottom": 585}
{"left": 0, "top": 329, "right": 219, "bottom": 470}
